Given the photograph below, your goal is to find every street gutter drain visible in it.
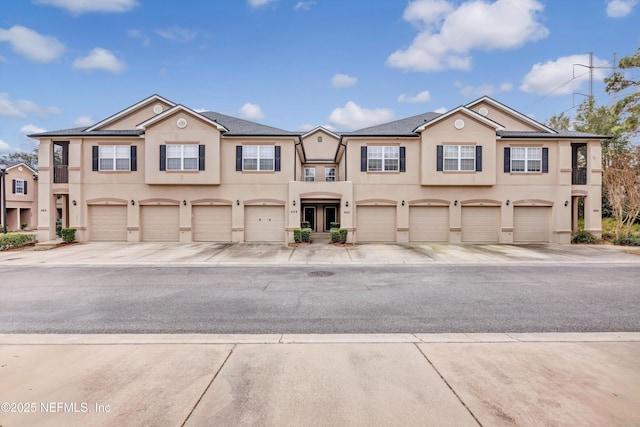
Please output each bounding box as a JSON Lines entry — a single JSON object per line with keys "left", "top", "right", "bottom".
{"left": 308, "top": 271, "right": 335, "bottom": 277}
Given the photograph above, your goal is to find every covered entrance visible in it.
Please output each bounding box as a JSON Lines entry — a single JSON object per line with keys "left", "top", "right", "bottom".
{"left": 301, "top": 201, "right": 340, "bottom": 232}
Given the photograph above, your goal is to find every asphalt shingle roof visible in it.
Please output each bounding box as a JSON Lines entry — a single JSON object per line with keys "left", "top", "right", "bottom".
{"left": 498, "top": 130, "right": 608, "bottom": 139}
{"left": 343, "top": 112, "right": 442, "bottom": 136}
{"left": 199, "top": 112, "right": 299, "bottom": 136}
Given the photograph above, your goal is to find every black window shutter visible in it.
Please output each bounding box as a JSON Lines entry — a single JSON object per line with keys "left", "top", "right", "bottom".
{"left": 24, "top": 181, "right": 27, "bottom": 195}
{"left": 361, "top": 146, "right": 367, "bottom": 172}
{"left": 274, "top": 146, "right": 281, "bottom": 171}
{"left": 131, "top": 146, "right": 137, "bottom": 171}
{"left": 159, "top": 145, "right": 166, "bottom": 171}
{"left": 236, "top": 146, "right": 243, "bottom": 171}
{"left": 436, "top": 145, "right": 443, "bottom": 171}
{"left": 475, "top": 146, "right": 482, "bottom": 172}
{"left": 198, "top": 145, "right": 205, "bottom": 171}
{"left": 399, "top": 146, "right": 406, "bottom": 172}
{"left": 92, "top": 146, "right": 99, "bottom": 171}
{"left": 542, "top": 147, "right": 549, "bottom": 173}
{"left": 504, "top": 147, "right": 510, "bottom": 172}
{"left": 12, "top": 179, "right": 16, "bottom": 194}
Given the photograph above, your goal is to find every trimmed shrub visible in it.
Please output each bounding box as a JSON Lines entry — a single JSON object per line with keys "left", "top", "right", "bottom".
{"left": 330, "top": 228, "right": 341, "bottom": 243}
{"left": 330, "top": 222, "right": 340, "bottom": 229}
{"left": 571, "top": 230, "right": 598, "bottom": 244}
{"left": 301, "top": 221, "right": 311, "bottom": 229}
{"left": 301, "top": 228, "right": 312, "bottom": 243}
{"left": 55, "top": 219, "right": 62, "bottom": 237}
{"left": 293, "top": 228, "right": 302, "bottom": 243}
{"left": 339, "top": 228, "right": 348, "bottom": 244}
{"left": 0, "top": 234, "right": 36, "bottom": 251}
{"left": 21, "top": 223, "right": 27, "bottom": 230}
{"left": 61, "top": 228, "right": 77, "bottom": 243}
{"left": 613, "top": 235, "right": 640, "bottom": 246}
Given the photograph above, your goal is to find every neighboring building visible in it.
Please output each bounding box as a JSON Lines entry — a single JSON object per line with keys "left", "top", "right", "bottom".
{"left": 29, "top": 94, "right": 604, "bottom": 244}
{"left": 1, "top": 160, "right": 38, "bottom": 231}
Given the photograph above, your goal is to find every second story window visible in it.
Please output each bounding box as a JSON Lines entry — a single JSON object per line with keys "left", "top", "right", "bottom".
{"left": 99, "top": 145, "right": 131, "bottom": 171}
{"left": 325, "top": 167, "right": 336, "bottom": 182}
{"left": 243, "top": 145, "right": 274, "bottom": 171}
{"left": 13, "top": 179, "right": 27, "bottom": 195}
{"left": 511, "top": 147, "right": 542, "bottom": 172}
{"left": 444, "top": 145, "right": 475, "bottom": 171}
{"left": 304, "top": 167, "right": 315, "bottom": 182}
{"left": 167, "top": 144, "right": 198, "bottom": 170}
{"left": 367, "top": 146, "right": 399, "bottom": 172}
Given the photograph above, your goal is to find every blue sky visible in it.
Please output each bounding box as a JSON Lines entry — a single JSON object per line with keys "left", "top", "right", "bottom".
{"left": 1, "top": 0, "right": 638, "bottom": 154}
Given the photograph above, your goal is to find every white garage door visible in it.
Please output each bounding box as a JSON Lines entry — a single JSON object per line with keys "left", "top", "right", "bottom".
{"left": 192, "top": 206, "right": 232, "bottom": 242}
{"left": 357, "top": 206, "right": 396, "bottom": 242}
{"left": 409, "top": 206, "right": 449, "bottom": 242}
{"left": 141, "top": 205, "right": 179, "bottom": 242}
{"left": 514, "top": 206, "right": 551, "bottom": 243}
{"left": 462, "top": 206, "right": 500, "bottom": 243}
{"left": 244, "top": 206, "right": 284, "bottom": 242}
{"left": 89, "top": 205, "right": 127, "bottom": 241}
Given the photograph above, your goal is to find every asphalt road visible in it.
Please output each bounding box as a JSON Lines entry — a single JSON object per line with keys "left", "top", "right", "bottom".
{"left": 1, "top": 264, "right": 639, "bottom": 333}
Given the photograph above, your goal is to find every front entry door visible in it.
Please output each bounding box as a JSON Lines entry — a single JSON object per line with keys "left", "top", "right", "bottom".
{"left": 303, "top": 206, "right": 316, "bottom": 231}
{"left": 324, "top": 206, "right": 337, "bottom": 231}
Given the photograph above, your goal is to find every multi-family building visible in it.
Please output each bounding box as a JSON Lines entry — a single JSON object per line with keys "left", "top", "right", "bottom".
{"left": 30, "top": 94, "right": 603, "bottom": 244}
{"left": 0, "top": 160, "right": 38, "bottom": 231}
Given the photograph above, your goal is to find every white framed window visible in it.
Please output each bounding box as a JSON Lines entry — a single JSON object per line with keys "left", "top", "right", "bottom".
{"left": 99, "top": 145, "right": 131, "bottom": 171}
{"left": 14, "top": 180, "right": 26, "bottom": 194}
{"left": 444, "top": 145, "right": 475, "bottom": 171}
{"left": 367, "top": 146, "right": 399, "bottom": 172}
{"left": 304, "top": 167, "right": 315, "bottom": 182}
{"left": 325, "top": 167, "right": 336, "bottom": 182}
{"left": 511, "top": 147, "right": 542, "bottom": 172}
{"left": 166, "top": 144, "right": 198, "bottom": 171}
{"left": 243, "top": 145, "right": 275, "bottom": 171}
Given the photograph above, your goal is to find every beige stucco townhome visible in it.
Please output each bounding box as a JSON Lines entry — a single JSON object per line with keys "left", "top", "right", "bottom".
{"left": 29, "top": 94, "right": 604, "bottom": 244}
{"left": 1, "top": 160, "right": 38, "bottom": 231}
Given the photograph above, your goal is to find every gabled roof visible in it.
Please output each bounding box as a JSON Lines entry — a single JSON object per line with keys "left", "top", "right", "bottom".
{"left": 136, "top": 105, "right": 229, "bottom": 132}
{"left": 1, "top": 160, "right": 37, "bottom": 174}
{"left": 465, "top": 96, "right": 557, "bottom": 134}
{"left": 344, "top": 112, "right": 442, "bottom": 137}
{"left": 498, "top": 130, "right": 609, "bottom": 139}
{"left": 85, "top": 94, "right": 176, "bottom": 132}
{"left": 301, "top": 126, "right": 341, "bottom": 139}
{"left": 413, "top": 106, "right": 505, "bottom": 133}
{"left": 27, "top": 127, "right": 144, "bottom": 137}
{"left": 199, "top": 111, "right": 299, "bottom": 136}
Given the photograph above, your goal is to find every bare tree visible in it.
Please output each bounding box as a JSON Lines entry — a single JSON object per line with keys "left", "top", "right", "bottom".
{"left": 603, "top": 146, "right": 640, "bottom": 239}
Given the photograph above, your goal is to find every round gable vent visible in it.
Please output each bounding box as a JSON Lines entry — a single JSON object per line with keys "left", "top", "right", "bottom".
{"left": 454, "top": 119, "right": 465, "bottom": 130}
{"left": 153, "top": 104, "right": 164, "bottom": 114}
{"left": 177, "top": 118, "right": 188, "bottom": 129}
{"left": 478, "top": 107, "right": 489, "bottom": 116}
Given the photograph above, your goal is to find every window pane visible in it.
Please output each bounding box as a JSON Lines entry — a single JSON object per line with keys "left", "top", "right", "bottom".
{"left": 183, "top": 158, "right": 198, "bottom": 170}
{"left": 183, "top": 145, "right": 198, "bottom": 157}
{"left": 384, "top": 146, "right": 399, "bottom": 158}
{"left": 460, "top": 159, "right": 475, "bottom": 171}
{"left": 115, "top": 146, "right": 130, "bottom": 157}
{"left": 99, "top": 146, "right": 113, "bottom": 157}
{"left": 166, "top": 145, "right": 181, "bottom": 157}
{"left": 260, "top": 158, "right": 274, "bottom": 170}
{"left": 527, "top": 160, "right": 541, "bottom": 172}
{"left": 243, "top": 159, "right": 257, "bottom": 170}
{"left": 444, "top": 159, "right": 458, "bottom": 171}
{"left": 368, "top": 159, "right": 382, "bottom": 171}
{"left": 115, "top": 159, "right": 129, "bottom": 170}
{"left": 528, "top": 147, "right": 542, "bottom": 160}
{"left": 444, "top": 146, "right": 458, "bottom": 157}
{"left": 259, "top": 146, "right": 274, "bottom": 157}
{"left": 460, "top": 146, "right": 475, "bottom": 158}
{"left": 167, "top": 158, "right": 181, "bottom": 170}
{"left": 368, "top": 146, "right": 383, "bottom": 159}
{"left": 325, "top": 168, "right": 336, "bottom": 181}
{"left": 384, "top": 159, "right": 399, "bottom": 171}
{"left": 511, "top": 160, "right": 525, "bottom": 172}
{"left": 511, "top": 147, "right": 525, "bottom": 160}
{"left": 100, "top": 159, "right": 114, "bottom": 170}
{"left": 243, "top": 146, "right": 258, "bottom": 158}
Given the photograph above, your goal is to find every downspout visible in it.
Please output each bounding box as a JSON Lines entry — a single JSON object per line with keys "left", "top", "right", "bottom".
{"left": 338, "top": 137, "right": 347, "bottom": 181}
{"left": 294, "top": 137, "right": 302, "bottom": 181}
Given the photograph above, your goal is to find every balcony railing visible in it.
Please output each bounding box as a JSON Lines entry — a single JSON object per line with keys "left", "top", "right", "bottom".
{"left": 572, "top": 167, "right": 587, "bottom": 185}
{"left": 54, "top": 165, "right": 68, "bottom": 184}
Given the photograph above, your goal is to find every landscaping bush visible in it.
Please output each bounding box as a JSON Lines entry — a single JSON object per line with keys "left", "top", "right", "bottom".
{"left": 0, "top": 234, "right": 36, "bottom": 251}
{"left": 330, "top": 228, "right": 341, "bottom": 243}
{"left": 339, "top": 228, "right": 348, "bottom": 244}
{"left": 571, "top": 230, "right": 598, "bottom": 244}
{"left": 301, "top": 228, "right": 312, "bottom": 243}
{"left": 613, "top": 235, "right": 640, "bottom": 246}
{"left": 301, "top": 221, "right": 311, "bottom": 229}
{"left": 293, "top": 228, "right": 302, "bottom": 243}
{"left": 21, "top": 223, "right": 27, "bottom": 230}
{"left": 61, "top": 228, "right": 77, "bottom": 243}
{"left": 330, "top": 222, "right": 340, "bottom": 229}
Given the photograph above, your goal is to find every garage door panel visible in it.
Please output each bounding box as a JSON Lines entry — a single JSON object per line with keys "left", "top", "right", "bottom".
{"left": 193, "top": 206, "right": 232, "bottom": 242}
{"left": 357, "top": 206, "right": 396, "bottom": 242}
{"left": 245, "top": 206, "right": 284, "bottom": 242}
{"left": 409, "top": 206, "right": 449, "bottom": 242}
{"left": 462, "top": 206, "right": 500, "bottom": 243}
{"left": 514, "top": 206, "right": 550, "bottom": 243}
{"left": 90, "top": 205, "right": 127, "bottom": 241}
{"left": 141, "top": 206, "right": 179, "bottom": 242}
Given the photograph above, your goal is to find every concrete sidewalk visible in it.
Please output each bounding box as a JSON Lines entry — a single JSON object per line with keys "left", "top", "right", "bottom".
{"left": 1, "top": 333, "right": 639, "bottom": 426}
{"left": 2, "top": 240, "right": 640, "bottom": 266}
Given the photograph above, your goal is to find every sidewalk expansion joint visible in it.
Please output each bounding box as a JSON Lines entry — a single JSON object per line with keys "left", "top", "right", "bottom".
{"left": 414, "top": 342, "right": 483, "bottom": 427}
{"left": 181, "top": 344, "right": 236, "bottom": 427}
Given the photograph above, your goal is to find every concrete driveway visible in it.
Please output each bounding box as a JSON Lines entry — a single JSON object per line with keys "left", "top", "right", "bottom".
{"left": 1, "top": 241, "right": 639, "bottom": 266}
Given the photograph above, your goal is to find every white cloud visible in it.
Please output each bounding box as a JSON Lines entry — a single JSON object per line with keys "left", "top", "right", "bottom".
{"left": 240, "top": 103, "right": 265, "bottom": 120}
{"left": 297, "top": 123, "right": 315, "bottom": 131}
{"left": 0, "top": 139, "right": 11, "bottom": 152}
{"left": 455, "top": 81, "right": 512, "bottom": 97}
{"left": 128, "top": 29, "right": 150, "bottom": 46}
{"left": 73, "top": 48, "right": 126, "bottom": 73}
{"left": 0, "top": 25, "right": 65, "bottom": 63}
{"left": 331, "top": 73, "right": 358, "bottom": 88}
{"left": 398, "top": 90, "right": 431, "bottom": 103}
{"left": 606, "top": 0, "right": 637, "bottom": 17}
{"left": 73, "top": 116, "right": 94, "bottom": 127}
{"left": 387, "top": 0, "right": 549, "bottom": 72}
{"left": 20, "top": 124, "right": 46, "bottom": 135}
{"left": 327, "top": 101, "right": 395, "bottom": 130}
{"left": 155, "top": 27, "right": 196, "bottom": 42}
{"left": 434, "top": 107, "right": 448, "bottom": 114}
{"left": 34, "top": 0, "right": 138, "bottom": 14}
{"left": 248, "top": 0, "right": 276, "bottom": 8}
{"left": 0, "top": 93, "right": 62, "bottom": 119}
{"left": 520, "top": 54, "right": 610, "bottom": 96}
{"left": 294, "top": 1, "right": 315, "bottom": 10}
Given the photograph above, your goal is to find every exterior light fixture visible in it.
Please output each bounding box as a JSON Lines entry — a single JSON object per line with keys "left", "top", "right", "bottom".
{"left": 506, "top": 200, "right": 510, "bottom": 206}
{"left": 401, "top": 200, "right": 405, "bottom": 206}
{"left": 236, "top": 200, "right": 240, "bottom": 206}
{"left": 345, "top": 201, "right": 349, "bottom": 207}
{"left": 454, "top": 200, "right": 458, "bottom": 206}
{"left": 72, "top": 200, "right": 77, "bottom": 206}
{"left": 564, "top": 200, "right": 569, "bottom": 207}
{"left": 183, "top": 200, "right": 187, "bottom": 206}
{"left": 131, "top": 200, "right": 135, "bottom": 206}
{"left": 292, "top": 200, "right": 296, "bottom": 207}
